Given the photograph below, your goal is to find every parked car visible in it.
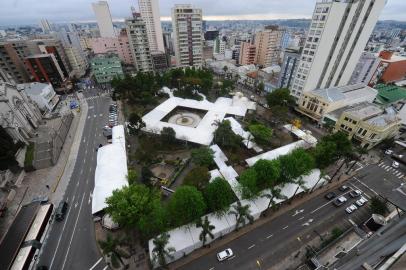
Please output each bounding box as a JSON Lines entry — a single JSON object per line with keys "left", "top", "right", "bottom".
{"left": 385, "top": 149, "right": 394, "bottom": 155}
{"left": 349, "top": 190, "right": 362, "bottom": 198}
{"left": 345, "top": 204, "right": 358, "bottom": 214}
{"left": 55, "top": 201, "right": 68, "bottom": 221}
{"left": 392, "top": 161, "right": 400, "bottom": 169}
{"left": 355, "top": 196, "right": 368, "bottom": 207}
{"left": 333, "top": 196, "right": 347, "bottom": 207}
{"left": 325, "top": 192, "right": 337, "bottom": 200}
{"left": 339, "top": 185, "right": 350, "bottom": 192}
{"left": 217, "top": 248, "right": 233, "bottom": 261}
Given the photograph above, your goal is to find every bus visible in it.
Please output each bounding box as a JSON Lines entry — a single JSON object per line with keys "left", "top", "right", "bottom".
{"left": 9, "top": 204, "right": 53, "bottom": 270}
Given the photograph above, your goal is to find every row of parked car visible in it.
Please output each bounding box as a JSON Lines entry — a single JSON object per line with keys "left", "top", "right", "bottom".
{"left": 108, "top": 103, "right": 118, "bottom": 127}
{"left": 325, "top": 185, "right": 368, "bottom": 214}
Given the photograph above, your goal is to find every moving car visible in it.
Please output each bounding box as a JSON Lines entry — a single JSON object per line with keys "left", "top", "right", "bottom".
{"left": 349, "top": 189, "right": 362, "bottom": 198}
{"left": 355, "top": 196, "right": 368, "bottom": 207}
{"left": 339, "top": 185, "right": 350, "bottom": 192}
{"left": 55, "top": 201, "right": 68, "bottom": 221}
{"left": 392, "top": 161, "right": 400, "bottom": 168}
{"left": 385, "top": 149, "right": 394, "bottom": 155}
{"left": 217, "top": 248, "right": 233, "bottom": 261}
{"left": 345, "top": 204, "right": 358, "bottom": 214}
{"left": 325, "top": 192, "right": 337, "bottom": 200}
{"left": 333, "top": 196, "right": 347, "bottom": 207}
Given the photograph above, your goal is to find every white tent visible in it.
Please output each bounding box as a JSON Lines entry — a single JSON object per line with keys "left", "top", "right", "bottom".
{"left": 92, "top": 125, "right": 128, "bottom": 214}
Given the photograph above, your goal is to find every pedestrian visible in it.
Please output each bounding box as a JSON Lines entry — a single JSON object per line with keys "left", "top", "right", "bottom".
{"left": 46, "top": 184, "right": 50, "bottom": 189}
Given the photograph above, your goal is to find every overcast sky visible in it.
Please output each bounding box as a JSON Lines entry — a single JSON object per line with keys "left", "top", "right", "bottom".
{"left": 0, "top": 0, "right": 405, "bottom": 26}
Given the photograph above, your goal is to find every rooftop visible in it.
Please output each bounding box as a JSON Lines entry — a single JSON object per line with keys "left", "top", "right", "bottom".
{"left": 309, "top": 83, "right": 377, "bottom": 103}
{"left": 342, "top": 102, "right": 383, "bottom": 120}
{"left": 18, "top": 82, "right": 51, "bottom": 95}
{"left": 375, "top": 84, "right": 406, "bottom": 105}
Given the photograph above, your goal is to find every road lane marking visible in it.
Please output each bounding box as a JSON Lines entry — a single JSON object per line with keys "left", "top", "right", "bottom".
{"left": 61, "top": 193, "right": 86, "bottom": 270}
{"left": 102, "top": 266, "right": 108, "bottom": 270}
{"left": 99, "top": 114, "right": 103, "bottom": 117}
{"left": 283, "top": 225, "right": 288, "bottom": 230}
{"left": 298, "top": 216, "right": 305, "bottom": 220}
{"left": 89, "top": 257, "right": 102, "bottom": 270}
{"left": 292, "top": 209, "right": 304, "bottom": 216}
{"left": 352, "top": 177, "right": 379, "bottom": 196}
{"left": 266, "top": 234, "right": 273, "bottom": 239}
{"left": 49, "top": 201, "right": 74, "bottom": 270}
{"left": 208, "top": 268, "right": 214, "bottom": 270}
{"left": 248, "top": 244, "right": 255, "bottom": 250}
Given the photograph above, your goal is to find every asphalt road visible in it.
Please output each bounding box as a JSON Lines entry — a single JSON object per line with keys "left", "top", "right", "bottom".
{"left": 37, "top": 88, "right": 111, "bottom": 270}
{"left": 178, "top": 181, "right": 374, "bottom": 270}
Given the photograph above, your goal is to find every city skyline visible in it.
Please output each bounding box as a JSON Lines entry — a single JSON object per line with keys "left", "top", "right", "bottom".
{"left": 0, "top": 0, "right": 405, "bottom": 26}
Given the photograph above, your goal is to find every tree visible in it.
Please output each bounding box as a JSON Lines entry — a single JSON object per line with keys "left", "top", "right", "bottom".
{"left": 128, "top": 112, "right": 145, "bottom": 135}
{"left": 126, "top": 169, "right": 138, "bottom": 185}
{"left": 266, "top": 88, "right": 294, "bottom": 107}
{"left": 191, "top": 147, "right": 215, "bottom": 167}
{"left": 248, "top": 124, "right": 273, "bottom": 145}
{"left": 238, "top": 168, "right": 260, "bottom": 200}
{"left": 229, "top": 201, "right": 254, "bottom": 231}
{"left": 261, "top": 186, "right": 287, "bottom": 212}
{"left": 99, "top": 234, "right": 129, "bottom": 269}
{"left": 196, "top": 216, "right": 215, "bottom": 247}
{"left": 204, "top": 177, "right": 236, "bottom": 216}
{"left": 168, "top": 186, "right": 207, "bottom": 227}
{"left": 252, "top": 159, "right": 281, "bottom": 189}
{"left": 183, "top": 166, "right": 210, "bottom": 191}
{"left": 105, "top": 184, "right": 167, "bottom": 239}
{"left": 152, "top": 232, "right": 176, "bottom": 267}
{"left": 370, "top": 197, "right": 388, "bottom": 215}
{"left": 223, "top": 65, "right": 229, "bottom": 75}
{"left": 161, "top": 127, "right": 177, "bottom": 144}
{"left": 0, "top": 126, "right": 22, "bottom": 171}
{"left": 213, "top": 120, "right": 243, "bottom": 149}
{"left": 257, "top": 81, "right": 265, "bottom": 94}
{"left": 278, "top": 148, "right": 315, "bottom": 184}
{"left": 141, "top": 166, "right": 153, "bottom": 187}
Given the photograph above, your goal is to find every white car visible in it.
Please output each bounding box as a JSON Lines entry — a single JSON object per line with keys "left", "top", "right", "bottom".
{"left": 345, "top": 204, "right": 358, "bottom": 214}
{"left": 217, "top": 248, "right": 233, "bottom": 261}
{"left": 385, "top": 149, "right": 394, "bottom": 155}
{"left": 355, "top": 196, "right": 368, "bottom": 207}
{"left": 392, "top": 161, "right": 400, "bottom": 169}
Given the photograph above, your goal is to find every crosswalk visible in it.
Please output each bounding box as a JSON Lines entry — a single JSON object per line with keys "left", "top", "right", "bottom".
{"left": 377, "top": 162, "right": 405, "bottom": 179}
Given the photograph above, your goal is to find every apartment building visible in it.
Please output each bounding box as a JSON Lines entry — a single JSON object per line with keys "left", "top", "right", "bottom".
{"left": 239, "top": 42, "right": 256, "bottom": 66}
{"left": 138, "top": 0, "right": 165, "bottom": 52}
{"left": 278, "top": 47, "right": 302, "bottom": 89}
{"left": 92, "top": 1, "right": 116, "bottom": 38}
{"left": 254, "top": 25, "right": 284, "bottom": 67}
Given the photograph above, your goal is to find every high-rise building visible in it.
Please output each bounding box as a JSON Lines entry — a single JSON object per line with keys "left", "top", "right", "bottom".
{"left": 138, "top": 0, "right": 165, "bottom": 52}
{"left": 349, "top": 52, "right": 380, "bottom": 85}
{"left": 151, "top": 51, "right": 169, "bottom": 71}
{"left": 291, "top": 0, "right": 387, "bottom": 100}
{"left": 92, "top": 1, "right": 116, "bottom": 38}
{"left": 90, "top": 31, "right": 134, "bottom": 65}
{"left": 125, "top": 14, "right": 153, "bottom": 72}
{"left": 239, "top": 42, "right": 256, "bottom": 65}
{"left": 0, "top": 42, "right": 30, "bottom": 83}
{"left": 171, "top": 4, "right": 203, "bottom": 67}
{"left": 254, "top": 25, "right": 284, "bottom": 67}
{"left": 25, "top": 54, "right": 67, "bottom": 88}
{"left": 40, "top": 19, "right": 52, "bottom": 34}
{"left": 278, "top": 48, "right": 302, "bottom": 89}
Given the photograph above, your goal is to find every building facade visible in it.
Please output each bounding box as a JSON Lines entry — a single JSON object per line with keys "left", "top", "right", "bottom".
{"left": 278, "top": 48, "right": 301, "bottom": 89}
{"left": 0, "top": 42, "right": 30, "bottom": 83}
{"left": 333, "top": 102, "right": 400, "bottom": 149}
{"left": 254, "top": 25, "right": 284, "bottom": 67}
{"left": 239, "top": 42, "right": 256, "bottom": 66}
{"left": 369, "top": 51, "right": 406, "bottom": 86}
{"left": 19, "top": 82, "right": 59, "bottom": 112}
{"left": 349, "top": 51, "right": 380, "bottom": 85}
{"left": 172, "top": 4, "right": 203, "bottom": 67}
{"left": 25, "top": 54, "right": 67, "bottom": 88}
{"left": 91, "top": 54, "right": 124, "bottom": 84}
{"left": 125, "top": 14, "right": 153, "bottom": 72}
{"left": 151, "top": 51, "right": 168, "bottom": 72}
{"left": 291, "top": 0, "right": 386, "bottom": 100}
{"left": 92, "top": 1, "right": 116, "bottom": 38}
{"left": 138, "top": 0, "right": 165, "bottom": 52}
{"left": 90, "top": 32, "right": 134, "bottom": 65}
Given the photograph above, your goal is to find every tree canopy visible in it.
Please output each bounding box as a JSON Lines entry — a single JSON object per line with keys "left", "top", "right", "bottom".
{"left": 213, "top": 120, "right": 243, "bottom": 149}
{"left": 128, "top": 113, "right": 145, "bottom": 135}
{"left": 183, "top": 166, "right": 210, "bottom": 191}
{"left": 168, "top": 186, "right": 207, "bottom": 227}
{"left": 266, "top": 88, "right": 294, "bottom": 107}
{"left": 204, "top": 177, "right": 236, "bottom": 216}
{"left": 238, "top": 168, "right": 260, "bottom": 200}
{"left": 191, "top": 147, "right": 215, "bottom": 167}
{"left": 252, "top": 159, "right": 281, "bottom": 189}
{"left": 278, "top": 148, "right": 315, "bottom": 184}
{"left": 312, "top": 132, "right": 353, "bottom": 168}
{"left": 248, "top": 124, "right": 273, "bottom": 145}
{"left": 161, "top": 127, "right": 177, "bottom": 144}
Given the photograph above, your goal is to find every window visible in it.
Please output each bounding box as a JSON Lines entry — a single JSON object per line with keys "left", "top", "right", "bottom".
{"left": 362, "top": 130, "right": 367, "bottom": 136}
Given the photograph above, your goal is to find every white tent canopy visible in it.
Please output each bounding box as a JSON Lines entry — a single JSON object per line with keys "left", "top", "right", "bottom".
{"left": 92, "top": 125, "right": 128, "bottom": 214}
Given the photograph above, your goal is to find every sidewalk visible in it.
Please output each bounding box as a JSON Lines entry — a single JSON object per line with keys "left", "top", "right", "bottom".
{"left": 168, "top": 172, "right": 355, "bottom": 270}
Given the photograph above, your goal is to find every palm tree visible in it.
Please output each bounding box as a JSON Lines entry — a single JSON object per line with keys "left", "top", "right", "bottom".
{"left": 292, "top": 177, "right": 309, "bottom": 198}
{"left": 98, "top": 234, "right": 129, "bottom": 269}
{"left": 196, "top": 216, "right": 215, "bottom": 247}
{"left": 261, "top": 186, "right": 287, "bottom": 213}
{"left": 152, "top": 232, "right": 176, "bottom": 268}
{"left": 229, "top": 201, "right": 254, "bottom": 231}
{"left": 311, "top": 170, "right": 327, "bottom": 192}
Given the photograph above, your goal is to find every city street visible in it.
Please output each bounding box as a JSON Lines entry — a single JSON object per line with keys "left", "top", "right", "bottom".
{"left": 37, "top": 88, "right": 111, "bottom": 270}
{"left": 177, "top": 155, "right": 406, "bottom": 270}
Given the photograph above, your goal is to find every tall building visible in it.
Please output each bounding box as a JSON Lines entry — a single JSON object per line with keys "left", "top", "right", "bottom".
{"left": 239, "top": 42, "right": 256, "bottom": 65}
{"left": 0, "top": 42, "right": 30, "bottom": 83}
{"left": 254, "top": 25, "right": 284, "bottom": 67}
{"left": 138, "top": 0, "right": 165, "bottom": 52}
{"left": 91, "top": 54, "right": 124, "bottom": 84}
{"left": 90, "top": 31, "right": 134, "bottom": 65}
{"left": 25, "top": 54, "right": 67, "bottom": 88}
{"left": 40, "top": 19, "right": 52, "bottom": 34}
{"left": 349, "top": 51, "right": 380, "bottom": 85}
{"left": 171, "top": 4, "right": 203, "bottom": 67}
{"left": 92, "top": 1, "right": 116, "bottom": 38}
{"left": 278, "top": 48, "right": 302, "bottom": 89}
{"left": 291, "top": 0, "right": 387, "bottom": 100}
{"left": 125, "top": 14, "right": 153, "bottom": 72}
